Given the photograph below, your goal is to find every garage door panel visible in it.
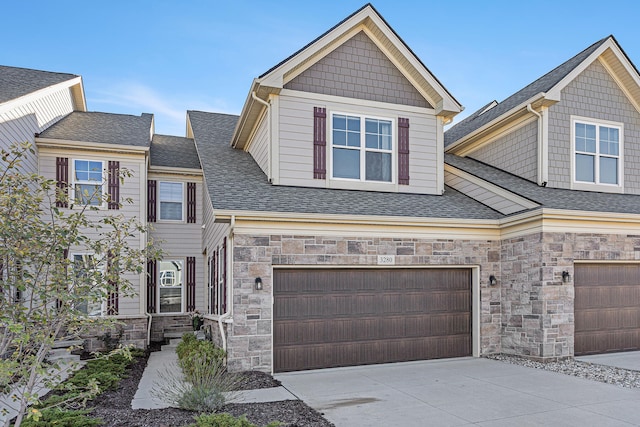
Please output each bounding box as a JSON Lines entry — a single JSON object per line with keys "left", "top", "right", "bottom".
{"left": 274, "top": 268, "right": 472, "bottom": 372}
{"left": 575, "top": 263, "right": 640, "bottom": 355}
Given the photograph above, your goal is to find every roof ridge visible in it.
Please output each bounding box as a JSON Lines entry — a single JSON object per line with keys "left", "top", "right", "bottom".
{"left": 0, "top": 64, "right": 78, "bottom": 78}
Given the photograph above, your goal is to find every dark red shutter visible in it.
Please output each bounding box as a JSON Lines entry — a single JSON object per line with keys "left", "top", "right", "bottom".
{"left": 106, "top": 250, "right": 118, "bottom": 315}
{"left": 211, "top": 251, "right": 218, "bottom": 314}
{"left": 221, "top": 238, "right": 227, "bottom": 313}
{"left": 313, "top": 107, "right": 327, "bottom": 179}
{"left": 186, "top": 257, "right": 196, "bottom": 312}
{"left": 187, "top": 182, "right": 196, "bottom": 223}
{"left": 147, "top": 180, "right": 156, "bottom": 222}
{"left": 398, "top": 118, "right": 410, "bottom": 185}
{"left": 146, "top": 260, "right": 157, "bottom": 313}
{"left": 56, "top": 157, "right": 69, "bottom": 208}
{"left": 107, "top": 161, "right": 120, "bottom": 210}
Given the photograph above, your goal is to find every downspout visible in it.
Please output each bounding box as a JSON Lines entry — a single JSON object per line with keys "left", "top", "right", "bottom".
{"left": 218, "top": 214, "right": 235, "bottom": 353}
{"left": 144, "top": 311, "right": 152, "bottom": 346}
{"left": 527, "top": 104, "right": 547, "bottom": 186}
{"left": 251, "top": 92, "right": 272, "bottom": 182}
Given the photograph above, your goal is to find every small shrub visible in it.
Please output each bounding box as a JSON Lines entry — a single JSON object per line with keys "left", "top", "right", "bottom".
{"left": 190, "top": 413, "right": 281, "bottom": 427}
{"left": 18, "top": 408, "right": 102, "bottom": 427}
{"left": 176, "top": 337, "right": 226, "bottom": 383}
{"left": 154, "top": 355, "right": 240, "bottom": 412}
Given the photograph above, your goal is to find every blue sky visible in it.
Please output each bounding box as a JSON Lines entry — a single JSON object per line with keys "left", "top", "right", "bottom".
{"left": 4, "top": 1, "right": 640, "bottom": 136}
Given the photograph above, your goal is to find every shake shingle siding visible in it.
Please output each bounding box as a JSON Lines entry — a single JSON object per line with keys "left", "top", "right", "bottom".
{"left": 188, "top": 110, "right": 502, "bottom": 219}
{"left": 547, "top": 60, "right": 640, "bottom": 192}
{"left": 468, "top": 120, "right": 538, "bottom": 183}
{"left": 285, "top": 31, "right": 430, "bottom": 108}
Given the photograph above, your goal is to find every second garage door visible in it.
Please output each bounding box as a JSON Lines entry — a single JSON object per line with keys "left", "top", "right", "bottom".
{"left": 575, "top": 263, "right": 640, "bottom": 355}
{"left": 273, "top": 268, "right": 471, "bottom": 372}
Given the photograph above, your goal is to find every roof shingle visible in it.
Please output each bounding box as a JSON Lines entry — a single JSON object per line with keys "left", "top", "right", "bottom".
{"left": 188, "top": 110, "right": 502, "bottom": 220}
{"left": 39, "top": 111, "right": 153, "bottom": 148}
{"left": 0, "top": 65, "right": 79, "bottom": 105}
{"left": 151, "top": 134, "right": 200, "bottom": 169}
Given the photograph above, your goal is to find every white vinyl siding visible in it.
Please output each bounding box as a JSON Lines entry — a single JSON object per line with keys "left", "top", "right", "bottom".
{"left": 277, "top": 92, "right": 439, "bottom": 194}
{"left": 248, "top": 111, "right": 270, "bottom": 176}
{"left": 0, "top": 87, "right": 75, "bottom": 175}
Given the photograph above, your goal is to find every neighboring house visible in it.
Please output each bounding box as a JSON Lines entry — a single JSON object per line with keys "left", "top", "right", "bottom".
{"left": 3, "top": 4, "right": 640, "bottom": 374}
{"left": 444, "top": 34, "right": 640, "bottom": 362}
{"left": 0, "top": 65, "right": 86, "bottom": 173}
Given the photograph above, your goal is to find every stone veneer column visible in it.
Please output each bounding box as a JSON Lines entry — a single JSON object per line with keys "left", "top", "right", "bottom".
{"left": 227, "top": 233, "right": 501, "bottom": 372}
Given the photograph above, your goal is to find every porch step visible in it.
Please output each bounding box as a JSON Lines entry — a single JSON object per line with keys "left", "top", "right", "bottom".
{"left": 47, "top": 348, "right": 82, "bottom": 363}
{"left": 51, "top": 339, "right": 84, "bottom": 349}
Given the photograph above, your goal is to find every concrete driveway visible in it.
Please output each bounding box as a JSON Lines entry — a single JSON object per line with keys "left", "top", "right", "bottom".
{"left": 577, "top": 351, "right": 640, "bottom": 371}
{"left": 275, "top": 357, "right": 640, "bottom": 426}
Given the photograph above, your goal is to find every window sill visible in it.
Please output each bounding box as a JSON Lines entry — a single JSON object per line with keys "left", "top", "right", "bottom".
{"left": 571, "top": 181, "right": 624, "bottom": 194}
{"left": 327, "top": 178, "right": 398, "bottom": 193}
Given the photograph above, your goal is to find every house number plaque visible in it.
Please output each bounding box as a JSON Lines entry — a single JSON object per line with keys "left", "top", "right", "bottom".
{"left": 377, "top": 255, "right": 395, "bottom": 265}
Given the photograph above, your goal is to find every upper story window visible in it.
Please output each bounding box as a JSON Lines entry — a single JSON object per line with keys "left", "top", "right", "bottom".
{"left": 73, "top": 160, "right": 104, "bottom": 206}
{"left": 331, "top": 113, "right": 393, "bottom": 182}
{"left": 573, "top": 117, "right": 622, "bottom": 188}
{"left": 159, "top": 182, "right": 184, "bottom": 221}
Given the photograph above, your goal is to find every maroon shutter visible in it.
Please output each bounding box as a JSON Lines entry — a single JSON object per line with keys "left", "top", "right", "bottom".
{"left": 221, "top": 238, "right": 227, "bottom": 313}
{"left": 398, "top": 118, "right": 410, "bottom": 185}
{"left": 187, "top": 182, "right": 196, "bottom": 223}
{"left": 211, "top": 251, "right": 218, "bottom": 314}
{"left": 313, "top": 107, "right": 327, "bottom": 179}
{"left": 107, "top": 161, "right": 120, "bottom": 210}
{"left": 147, "top": 180, "right": 156, "bottom": 222}
{"left": 106, "top": 251, "right": 118, "bottom": 315}
{"left": 56, "top": 157, "right": 69, "bottom": 208}
{"left": 56, "top": 249, "right": 69, "bottom": 310}
{"left": 186, "top": 257, "right": 196, "bottom": 312}
{"left": 146, "top": 260, "right": 157, "bottom": 313}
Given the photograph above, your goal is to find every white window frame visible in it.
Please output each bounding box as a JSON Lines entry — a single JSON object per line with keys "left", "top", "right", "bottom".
{"left": 72, "top": 159, "right": 106, "bottom": 207}
{"left": 70, "top": 252, "right": 106, "bottom": 317}
{"left": 329, "top": 112, "right": 395, "bottom": 184}
{"left": 571, "top": 116, "right": 624, "bottom": 193}
{"left": 158, "top": 181, "right": 185, "bottom": 222}
{"left": 158, "top": 258, "right": 184, "bottom": 314}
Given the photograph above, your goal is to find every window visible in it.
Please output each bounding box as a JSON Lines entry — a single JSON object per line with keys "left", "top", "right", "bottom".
{"left": 73, "top": 160, "right": 104, "bottom": 206}
{"left": 159, "top": 182, "right": 184, "bottom": 221}
{"left": 72, "top": 254, "right": 104, "bottom": 316}
{"left": 158, "top": 259, "right": 183, "bottom": 313}
{"left": 331, "top": 113, "right": 393, "bottom": 182}
{"left": 573, "top": 118, "right": 622, "bottom": 187}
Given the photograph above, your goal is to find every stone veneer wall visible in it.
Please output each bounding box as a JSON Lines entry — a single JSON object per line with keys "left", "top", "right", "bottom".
{"left": 228, "top": 234, "right": 502, "bottom": 372}
{"left": 500, "top": 232, "right": 640, "bottom": 360}
{"left": 81, "top": 316, "right": 148, "bottom": 352}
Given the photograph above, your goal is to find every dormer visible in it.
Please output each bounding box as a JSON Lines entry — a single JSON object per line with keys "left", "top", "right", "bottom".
{"left": 231, "top": 4, "right": 462, "bottom": 195}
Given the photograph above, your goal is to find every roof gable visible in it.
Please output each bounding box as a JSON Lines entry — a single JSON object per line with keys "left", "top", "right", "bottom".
{"left": 445, "top": 36, "right": 640, "bottom": 151}
{"left": 232, "top": 4, "right": 461, "bottom": 149}
{"left": 0, "top": 65, "right": 79, "bottom": 105}
{"left": 284, "top": 31, "right": 432, "bottom": 109}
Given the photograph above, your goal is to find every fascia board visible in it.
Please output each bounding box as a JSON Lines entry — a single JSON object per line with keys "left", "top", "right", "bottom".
{"left": 546, "top": 38, "right": 616, "bottom": 100}
{"left": 445, "top": 93, "right": 546, "bottom": 153}
{"left": 36, "top": 137, "right": 149, "bottom": 154}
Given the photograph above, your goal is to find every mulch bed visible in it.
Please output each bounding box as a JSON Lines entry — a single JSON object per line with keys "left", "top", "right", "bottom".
{"left": 88, "top": 349, "right": 333, "bottom": 427}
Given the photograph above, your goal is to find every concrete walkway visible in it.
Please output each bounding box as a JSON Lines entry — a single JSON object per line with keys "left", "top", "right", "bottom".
{"left": 132, "top": 340, "right": 296, "bottom": 409}
{"left": 276, "top": 357, "right": 640, "bottom": 426}
{"left": 577, "top": 351, "right": 640, "bottom": 371}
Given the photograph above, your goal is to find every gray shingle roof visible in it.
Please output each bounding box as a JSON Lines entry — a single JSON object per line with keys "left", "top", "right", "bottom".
{"left": 39, "top": 111, "right": 153, "bottom": 147}
{"left": 444, "top": 36, "right": 610, "bottom": 147}
{"left": 445, "top": 154, "right": 640, "bottom": 215}
{"left": 188, "top": 110, "right": 502, "bottom": 220}
{"left": 0, "top": 65, "right": 78, "bottom": 104}
{"left": 151, "top": 134, "right": 200, "bottom": 169}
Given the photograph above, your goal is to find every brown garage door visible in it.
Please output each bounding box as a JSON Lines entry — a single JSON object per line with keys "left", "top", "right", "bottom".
{"left": 273, "top": 268, "right": 471, "bottom": 372}
{"left": 575, "top": 264, "right": 640, "bottom": 355}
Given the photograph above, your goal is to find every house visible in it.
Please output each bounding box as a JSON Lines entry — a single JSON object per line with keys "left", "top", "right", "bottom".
{"left": 3, "top": 3, "right": 640, "bottom": 374}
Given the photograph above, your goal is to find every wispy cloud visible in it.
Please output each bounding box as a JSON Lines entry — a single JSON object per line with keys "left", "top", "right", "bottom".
{"left": 88, "top": 81, "right": 236, "bottom": 136}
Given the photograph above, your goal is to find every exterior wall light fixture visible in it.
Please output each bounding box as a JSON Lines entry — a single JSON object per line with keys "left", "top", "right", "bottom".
{"left": 562, "top": 271, "right": 570, "bottom": 283}
{"left": 255, "top": 277, "right": 263, "bottom": 290}
{"left": 489, "top": 275, "right": 497, "bottom": 286}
